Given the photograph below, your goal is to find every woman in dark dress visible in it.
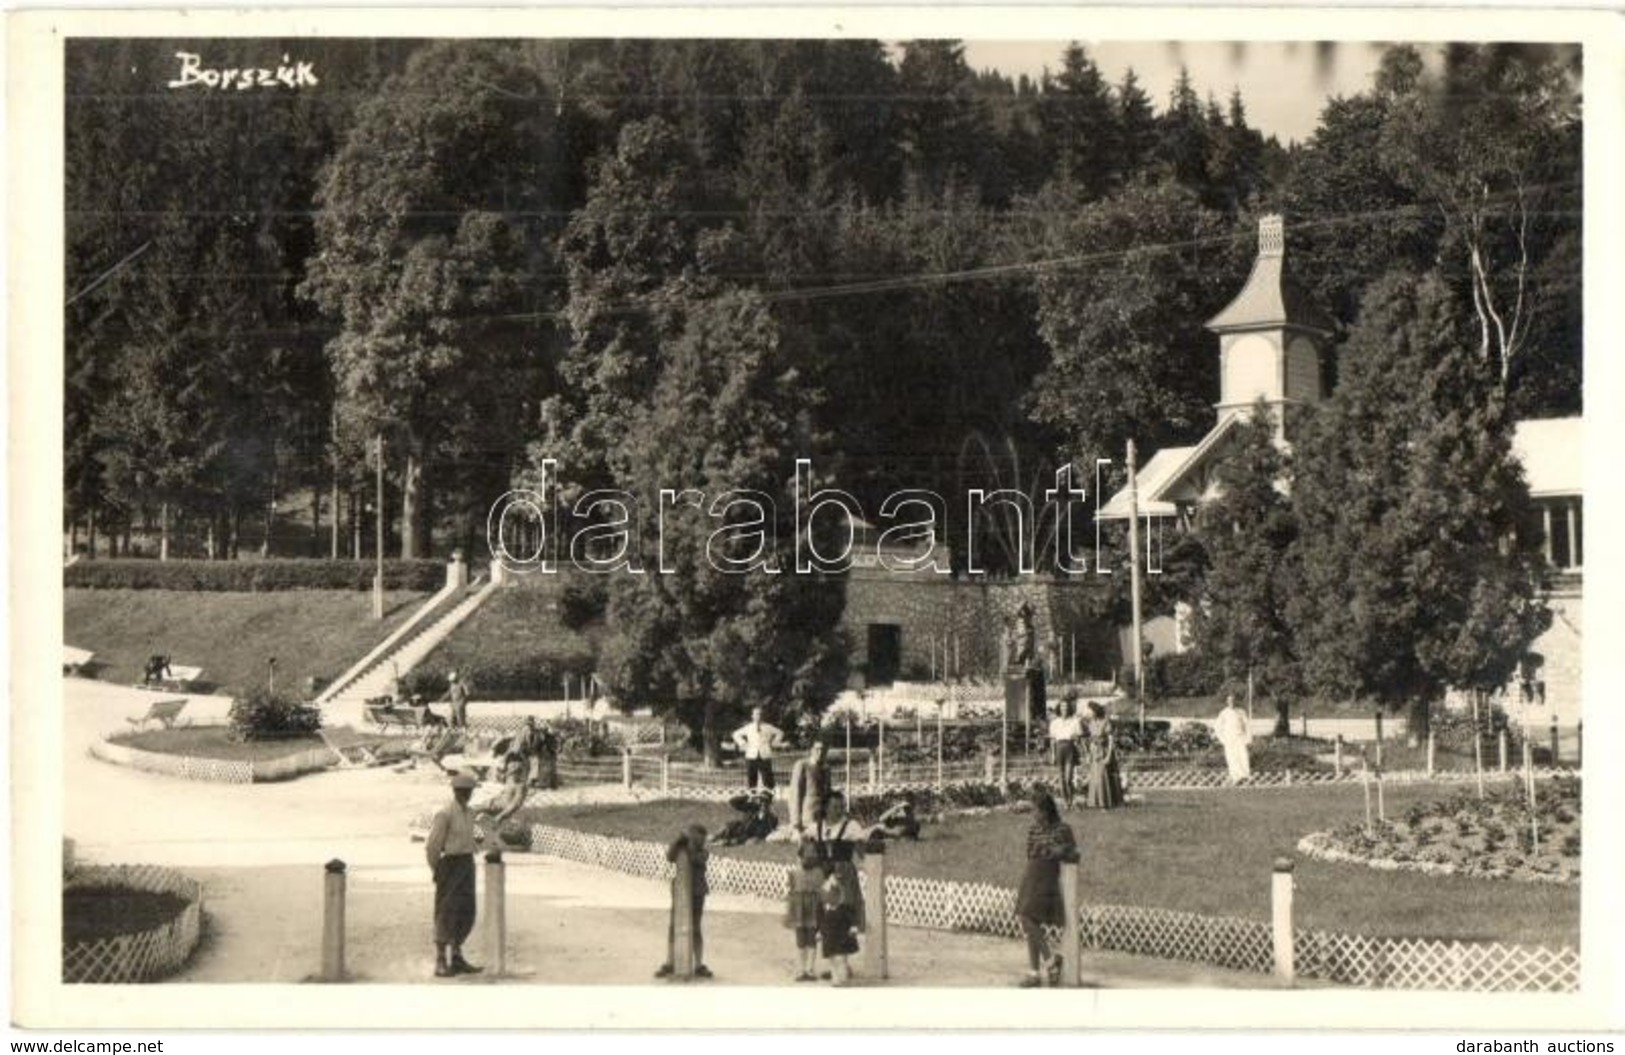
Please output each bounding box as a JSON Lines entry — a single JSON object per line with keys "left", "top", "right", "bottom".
{"left": 1013, "top": 788, "right": 1079, "bottom": 987}
{"left": 817, "top": 792, "right": 868, "bottom": 934}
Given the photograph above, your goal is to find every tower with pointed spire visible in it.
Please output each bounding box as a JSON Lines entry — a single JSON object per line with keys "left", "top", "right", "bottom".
{"left": 1204, "top": 215, "right": 1334, "bottom": 439}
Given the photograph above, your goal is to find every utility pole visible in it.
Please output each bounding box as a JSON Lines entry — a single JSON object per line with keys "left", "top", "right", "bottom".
{"left": 373, "top": 432, "right": 385, "bottom": 621}
{"left": 1128, "top": 439, "right": 1145, "bottom": 731}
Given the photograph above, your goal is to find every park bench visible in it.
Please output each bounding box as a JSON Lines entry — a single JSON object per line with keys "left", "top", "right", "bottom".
{"left": 364, "top": 701, "right": 421, "bottom": 733}
{"left": 139, "top": 664, "right": 205, "bottom": 692}
{"left": 64, "top": 646, "right": 95, "bottom": 675}
{"left": 127, "top": 698, "right": 188, "bottom": 731}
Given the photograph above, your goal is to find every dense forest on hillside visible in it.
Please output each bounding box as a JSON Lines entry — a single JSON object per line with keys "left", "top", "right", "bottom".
{"left": 66, "top": 39, "right": 1581, "bottom": 567}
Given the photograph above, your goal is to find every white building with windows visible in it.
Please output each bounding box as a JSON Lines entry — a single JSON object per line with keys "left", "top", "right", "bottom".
{"left": 1102, "top": 215, "right": 1581, "bottom": 726}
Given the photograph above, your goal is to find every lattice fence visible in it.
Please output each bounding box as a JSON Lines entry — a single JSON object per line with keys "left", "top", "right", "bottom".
{"left": 90, "top": 737, "right": 338, "bottom": 783}
{"left": 63, "top": 865, "right": 204, "bottom": 983}
{"left": 90, "top": 738, "right": 254, "bottom": 783}
{"left": 250, "top": 746, "right": 341, "bottom": 781}
{"left": 527, "top": 824, "right": 1579, "bottom": 992}
{"left": 1294, "top": 930, "right": 1579, "bottom": 992}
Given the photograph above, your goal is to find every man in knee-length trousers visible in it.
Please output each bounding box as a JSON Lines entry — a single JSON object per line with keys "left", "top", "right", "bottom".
{"left": 426, "top": 772, "right": 482, "bottom": 977}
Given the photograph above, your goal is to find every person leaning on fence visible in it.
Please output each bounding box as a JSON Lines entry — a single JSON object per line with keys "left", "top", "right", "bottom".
{"left": 655, "top": 824, "right": 712, "bottom": 979}
{"left": 784, "top": 838, "right": 826, "bottom": 982}
{"left": 731, "top": 706, "right": 786, "bottom": 792}
{"left": 425, "top": 772, "right": 482, "bottom": 977}
{"left": 1215, "top": 695, "right": 1252, "bottom": 784}
{"left": 788, "top": 741, "right": 832, "bottom": 840}
{"left": 1014, "top": 788, "right": 1080, "bottom": 987}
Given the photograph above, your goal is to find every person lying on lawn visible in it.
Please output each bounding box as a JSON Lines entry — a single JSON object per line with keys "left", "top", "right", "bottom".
{"left": 710, "top": 789, "right": 780, "bottom": 846}
{"left": 875, "top": 793, "right": 922, "bottom": 841}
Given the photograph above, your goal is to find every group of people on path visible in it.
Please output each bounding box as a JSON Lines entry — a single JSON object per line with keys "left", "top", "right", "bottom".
{"left": 1048, "top": 691, "right": 1124, "bottom": 810}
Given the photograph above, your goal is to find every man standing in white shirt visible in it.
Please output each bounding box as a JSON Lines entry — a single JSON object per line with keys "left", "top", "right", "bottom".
{"left": 1215, "top": 695, "right": 1253, "bottom": 784}
{"left": 731, "top": 706, "right": 785, "bottom": 792}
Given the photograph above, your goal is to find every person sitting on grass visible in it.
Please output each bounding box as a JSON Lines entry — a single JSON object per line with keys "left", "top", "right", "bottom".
{"left": 712, "top": 789, "right": 780, "bottom": 846}
{"left": 655, "top": 824, "right": 712, "bottom": 980}
{"left": 477, "top": 752, "right": 530, "bottom": 828}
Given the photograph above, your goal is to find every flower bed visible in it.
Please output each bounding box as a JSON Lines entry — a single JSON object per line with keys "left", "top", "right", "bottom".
{"left": 94, "top": 727, "right": 337, "bottom": 783}
{"left": 63, "top": 865, "right": 204, "bottom": 983}
{"left": 1298, "top": 776, "right": 1580, "bottom": 884}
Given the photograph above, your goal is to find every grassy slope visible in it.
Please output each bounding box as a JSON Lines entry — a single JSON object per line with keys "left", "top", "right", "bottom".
{"left": 64, "top": 588, "right": 431, "bottom": 698}
{"left": 416, "top": 583, "right": 600, "bottom": 692}
{"left": 530, "top": 784, "right": 1579, "bottom": 948}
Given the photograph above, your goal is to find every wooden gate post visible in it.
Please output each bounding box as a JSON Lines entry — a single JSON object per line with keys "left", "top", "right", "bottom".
{"left": 1059, "top": 860, "right": 1082, "bottom": 988}
{"left": 1426, "top": 731, "right": 1436, "bottom": 778}
{"left": 1271, "top": 857, "right": 1295, "bottom": 986}
{"left": 622, "top": 748, "right": 632, "bottom": 790}
{"left": 484, "top": 850, "right": 506, "bottom": 976}
{"left": 321, "top": 859, "right": 346, "bottom": 982}
{"left": 1333, "top": 735, "right": 1343, "bottom": 777}
{"left": 671, "top": 842, "right": 696, "bottom": 980}
{"left": 862, "top": 841, "right": 889, "bottom": 980}
{"left": 1498, "top": 729, "right": 1509, "bottom": 773}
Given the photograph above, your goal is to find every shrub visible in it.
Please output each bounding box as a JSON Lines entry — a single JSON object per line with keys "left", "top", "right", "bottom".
{"left": 404, "top": 653, "right": 597, "bottom": 702}
{"left": 65, "top": 558, "right": 446, "bottom": 592}
{"left": 1150, "top": 651, "right": 1221, "bottom": 698}
{"left": 549, "top": 716, "right": 625, "bottom": 760}
{"left": 228, "top": 687, "right": 322, "bottom": 740}
{"left": 557, "top": 579, "right": 608, "bottom": 631}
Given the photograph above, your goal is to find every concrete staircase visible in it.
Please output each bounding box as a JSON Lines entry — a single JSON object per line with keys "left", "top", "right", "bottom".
{"left": 316, "top": 577, "right": 500, "bottom": 729}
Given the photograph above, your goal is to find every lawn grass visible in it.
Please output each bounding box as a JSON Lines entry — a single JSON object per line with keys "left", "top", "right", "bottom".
{"left": 64, "top": 588, "right": 431, "bottom": 698}
{"left": 417, "top": 584, "right": 600, "bottom": 699}
{"left": 530, "top": 784, "right": 1580, "bottom": 949}
{"left": 115, "top": 726, "right": 327, "bottom": 762}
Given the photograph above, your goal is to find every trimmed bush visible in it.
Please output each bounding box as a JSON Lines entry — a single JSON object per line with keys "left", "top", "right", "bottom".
{"left": 402, "top": 652, "right": 597, "bottom": 702}
{"left": 65, "top": 558, "right": 446, "bottom": 592}
{"left": 1150, "top": 651, "right": 1221, "bottom": 698}
{"left": 557, "top": 579, "right": 608, "bottom": 631}
{"left": 228, "top": 688, "right": 322, "bottom": 740}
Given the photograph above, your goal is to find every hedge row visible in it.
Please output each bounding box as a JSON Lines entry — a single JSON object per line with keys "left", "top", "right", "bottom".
{"left": 403, "top": 654, "right": 598, "bottom": 702}
{"left": 64, "top": 558, "right": 449, "bottom": 592}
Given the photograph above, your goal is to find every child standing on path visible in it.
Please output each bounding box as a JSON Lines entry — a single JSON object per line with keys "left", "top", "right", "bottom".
{"left": 819, "top": 863, "right": 860, "bottom": 986}
{"left": 785, "top": 840, "right": 825, "bottom": 982}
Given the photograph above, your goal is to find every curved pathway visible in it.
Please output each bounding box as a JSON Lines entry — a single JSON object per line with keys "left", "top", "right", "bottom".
{"left": 64, "top": 678, "right": 1281, "bottom": 992}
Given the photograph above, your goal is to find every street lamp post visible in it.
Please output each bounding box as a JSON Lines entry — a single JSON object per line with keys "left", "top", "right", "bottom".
{"left": 373, "top": 432, "right": 385, "bottom": 621}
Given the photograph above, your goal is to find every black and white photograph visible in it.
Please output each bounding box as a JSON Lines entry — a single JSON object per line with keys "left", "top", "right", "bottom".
{"left": 10, "top": 5, "right": 1624, "bottom": 1035}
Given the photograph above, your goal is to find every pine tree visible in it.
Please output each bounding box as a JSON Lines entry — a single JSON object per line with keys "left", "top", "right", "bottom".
{"left": 1291, "top": 271, "right": 1550, "bottom": 735}
{"left": 598, "top": 290, "right": 848, "bottom": 761}
{"left": 1116, "top": 68, "right": 1159, "bottom": 179}
{"left": 1187, "top": 401, "right": 1302, "bottom": 735}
